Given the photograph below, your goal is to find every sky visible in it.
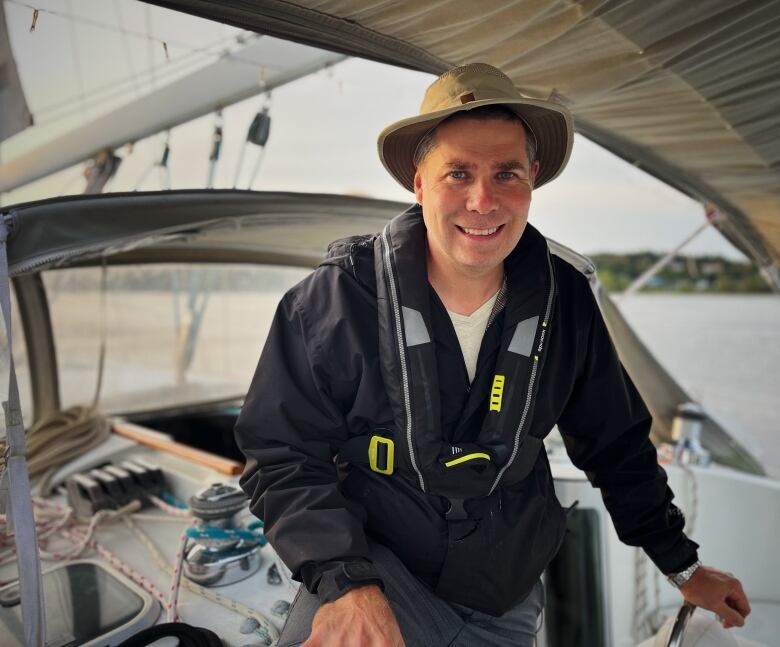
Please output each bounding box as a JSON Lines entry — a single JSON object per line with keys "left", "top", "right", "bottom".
{"left": 0, "top": 0, "right": 747, "bottom": 260}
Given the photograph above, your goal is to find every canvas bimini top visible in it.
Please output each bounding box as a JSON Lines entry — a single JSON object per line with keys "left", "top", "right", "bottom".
{"left": 1, "top": 190, "right": 403, "bottom": 275}
{"left": 144, "top": 0, "right": 780, "bottom": 289}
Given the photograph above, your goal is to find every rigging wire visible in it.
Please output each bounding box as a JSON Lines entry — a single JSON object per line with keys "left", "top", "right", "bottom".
{"left": 233, "top": 95, "right": 272, "bottom": 189}
{"left": 37, "top": 59, "right": 203, "bottom": 128}
{"left": 134, "top": 132, "right": 172, "bottom": 190}
{"left": 6, "top": 1, "right": 265, "bottom": 127}
{"left": 5, "top": 0, "right": 244, "bottom": 57}
{"left": 6, "top": 0, "right": 288, "bottom": 78}
{"left": 91, "top": 259, "right": 108, "bottom": 408}
{"left": 144, "top": 3, "right": 156, "bottom": 90}
{"left": 247, "top": 146, "right": 267, "bottom": 190}
{"left": 33, "top": 42, "right": 268, "bottom": 129}
{"left": 33, "top": 33, "right": 246, "bottom": 125}
{"left": 206, "top": 112, "right": 223, "bottom": 189}
{"left": 160, "top": 132, "right": 172, "bottom": 190}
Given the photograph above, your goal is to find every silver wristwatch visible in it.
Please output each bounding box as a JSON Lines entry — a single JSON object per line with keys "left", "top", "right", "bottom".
{"left": 667, "top": 559, "right": 702, "bottom": 588}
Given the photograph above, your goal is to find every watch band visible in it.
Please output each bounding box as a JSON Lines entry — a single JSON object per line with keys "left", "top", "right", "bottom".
{"left": 667, "top": 559, "right": 702, "bottom": 588}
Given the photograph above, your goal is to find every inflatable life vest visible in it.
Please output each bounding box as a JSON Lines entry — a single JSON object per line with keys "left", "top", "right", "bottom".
{"left": 341, "top": 206, "right": 557, "bottom": 518}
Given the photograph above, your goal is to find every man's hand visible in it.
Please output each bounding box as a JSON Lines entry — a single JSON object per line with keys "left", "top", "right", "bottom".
{"left": 302, "top": 584, "right": 406, "bottom": 647}
{"left": 679, "top": 566, "right": 751, "bottom": 629}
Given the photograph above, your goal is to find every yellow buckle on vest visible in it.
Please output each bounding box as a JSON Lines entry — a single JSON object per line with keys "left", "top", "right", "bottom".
{"left": 490, "top": 374, "right": 505, "bottom": 412}
{"left": 368, "top": 436, "right": 394, "bottom": 475}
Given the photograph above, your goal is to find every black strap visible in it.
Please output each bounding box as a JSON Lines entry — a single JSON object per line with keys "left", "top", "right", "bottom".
{"left": 116, "top": 622, "right": 222, "bottom": 647}
{"left": 340, "top": 434, "right": 542, "bottom": 488}
{"left": 339, "top": 434, "right": 400, "bottom": 474}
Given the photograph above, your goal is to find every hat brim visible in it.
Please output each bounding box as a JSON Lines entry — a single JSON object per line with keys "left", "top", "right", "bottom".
{"left": 378, "top": 97, "right": 573, "bottom": 192}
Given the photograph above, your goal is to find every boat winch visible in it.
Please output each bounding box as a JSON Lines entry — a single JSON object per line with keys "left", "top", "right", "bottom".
{"left": 183, "top": 483, "right": 265, "bottom": 587}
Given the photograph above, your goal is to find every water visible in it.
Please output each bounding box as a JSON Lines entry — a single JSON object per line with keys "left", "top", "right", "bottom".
{"left": 616, "top": 294, "right": 780, "bottom": 479}
{"left": 6, "top": 277, "right": 777, "bottom": 480}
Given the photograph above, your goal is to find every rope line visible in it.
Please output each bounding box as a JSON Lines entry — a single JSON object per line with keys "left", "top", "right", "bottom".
{"left": 123, "top": 517, "right": 279, "bottom": 643}
{"left": 0, "top": 406, "right": 112, "bottom": 496}
{"left": 0, "top": 495, "right": 280, "bottom": 642}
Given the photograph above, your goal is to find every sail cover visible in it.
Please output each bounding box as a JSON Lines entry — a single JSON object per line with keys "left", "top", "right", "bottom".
{"left": 0, "top": 3, "right": 32, "bottom": 142}
{"left": 145, "top": 0, "right": 780, "bottom": 286}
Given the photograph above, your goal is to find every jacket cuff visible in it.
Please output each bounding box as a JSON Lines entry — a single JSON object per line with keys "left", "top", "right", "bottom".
{"left": 644, "top": 535, "right": 700, "bottom": 575}
{"left": 302, "top": 559, "right": 385, "bottom": 604}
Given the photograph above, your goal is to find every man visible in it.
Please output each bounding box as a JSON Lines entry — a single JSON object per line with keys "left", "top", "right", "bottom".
{"left": 235, "top": 63, "right": 750, "bottom": 646}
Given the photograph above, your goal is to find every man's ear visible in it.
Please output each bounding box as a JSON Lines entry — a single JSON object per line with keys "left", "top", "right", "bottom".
{"left": 529, "top": 160, "right": 541, "bottom": 189}
{"left": 414, "top": 170, "right": 424, "bottom": 204}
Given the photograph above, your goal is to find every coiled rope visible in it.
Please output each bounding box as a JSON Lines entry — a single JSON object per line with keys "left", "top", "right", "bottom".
{"left": 0, "top": 405, "right": 112, "bottom": 496}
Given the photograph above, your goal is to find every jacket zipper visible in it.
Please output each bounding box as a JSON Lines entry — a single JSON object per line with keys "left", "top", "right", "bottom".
{"left": 380, "top": 226, "right": 426, "bottom": 491}
{"left": 489, "top": 246, "right": 556, "bottom": 494}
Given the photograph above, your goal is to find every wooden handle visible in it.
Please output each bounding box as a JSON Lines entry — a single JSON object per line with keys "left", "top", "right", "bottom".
{"left": 112, "top": 420, "right": 244, "bottom": 476}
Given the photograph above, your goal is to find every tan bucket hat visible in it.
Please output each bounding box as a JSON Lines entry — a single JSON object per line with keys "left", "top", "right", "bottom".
{"left": 378, "top": 63, "right": 573, "bottom": 192}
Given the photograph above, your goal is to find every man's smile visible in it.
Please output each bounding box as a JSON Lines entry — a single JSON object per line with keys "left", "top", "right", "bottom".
{"left": 456, "top": 223, "right": 505, "bottom": 239}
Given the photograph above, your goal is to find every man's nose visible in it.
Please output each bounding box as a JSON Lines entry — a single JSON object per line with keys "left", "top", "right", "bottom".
{"left": 465, "top": 178, "right": 498, "bottom": 214}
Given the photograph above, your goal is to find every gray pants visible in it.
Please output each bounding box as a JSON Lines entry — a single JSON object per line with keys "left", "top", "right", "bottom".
{"left": 278, "top": 541, "right": 544, "bottom": 647}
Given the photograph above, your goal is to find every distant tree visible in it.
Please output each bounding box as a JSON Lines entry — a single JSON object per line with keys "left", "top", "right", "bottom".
{"left": 590, "top": 253, "right": 770, "bottom": 293}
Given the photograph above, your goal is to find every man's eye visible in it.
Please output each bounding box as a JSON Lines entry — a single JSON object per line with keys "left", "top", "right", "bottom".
{"left": 449, "top": 170, "right": 467, "bottom": 180}
{"left": 497, "top": 171, "right": 517, "bottom": 180}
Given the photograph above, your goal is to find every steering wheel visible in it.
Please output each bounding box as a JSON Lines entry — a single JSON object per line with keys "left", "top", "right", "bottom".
{"left": 665, "top": 602, "right": 697, "bottom": 647}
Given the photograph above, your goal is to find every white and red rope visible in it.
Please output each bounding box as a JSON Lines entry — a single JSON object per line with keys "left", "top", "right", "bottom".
{"left": 165, "top": 528, "right": 189, "bottom": 622}
{"left": 124, "top": 517, "right": 280, "bottom": 643}
{"left": 149, "top": 494, "right": 191, "bottom": 517}
{"left": 0, "top": 494, "right": 281, "bottom": 643}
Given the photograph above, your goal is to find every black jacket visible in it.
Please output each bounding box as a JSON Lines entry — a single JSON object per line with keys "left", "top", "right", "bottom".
{"left": 235, "top": 209, "right": 698, "bottom": 615}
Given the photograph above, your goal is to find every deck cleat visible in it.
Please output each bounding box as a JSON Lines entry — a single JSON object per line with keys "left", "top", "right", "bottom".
{"left": 271, "top": 599, "right": 291, "bottom": 618}
{"left": 266, "top": 562, "right": 282, "bottom": 585}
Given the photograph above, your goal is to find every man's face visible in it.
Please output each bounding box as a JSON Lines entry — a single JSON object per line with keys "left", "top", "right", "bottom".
{"left": 414, "top": 117, "right": 539, "bottom": 280}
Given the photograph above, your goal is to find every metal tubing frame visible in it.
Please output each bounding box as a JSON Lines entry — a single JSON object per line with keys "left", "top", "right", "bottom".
{"left": 12, "top": 273, "right": 60, "bottom": 422}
